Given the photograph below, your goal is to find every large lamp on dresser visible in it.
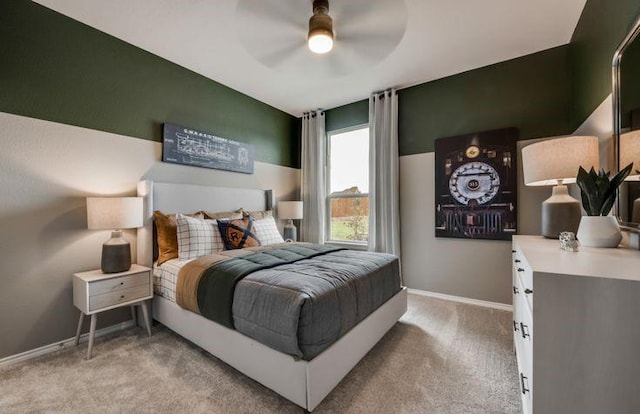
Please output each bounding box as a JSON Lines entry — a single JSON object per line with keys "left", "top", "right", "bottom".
{"left": 521, "top": 136, "right": 599, "bottom": 238}
{"left": 621, "top": 130, "right": 640, "bottom": 222}
{"left": 87, "top": 197, "right": 143, "bottom": 273}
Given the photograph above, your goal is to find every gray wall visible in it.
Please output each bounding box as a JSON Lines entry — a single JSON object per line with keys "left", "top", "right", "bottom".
{"left": 0, "top": 112, "right": 300, "bottom": 359}
{"left": 398, "top": 93, "right": 613, "bottom": 305}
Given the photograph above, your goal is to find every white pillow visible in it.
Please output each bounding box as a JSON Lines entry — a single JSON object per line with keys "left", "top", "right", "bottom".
{"left": 253, "top": 216, "right": 285, "bottom": 245}
{"left": 175, "top": 213, "right": 224, "bottom": 260}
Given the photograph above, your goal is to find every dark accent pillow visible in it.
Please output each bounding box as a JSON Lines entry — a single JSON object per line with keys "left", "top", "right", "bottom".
{"left": 217, "top": 217, "right": 261, "bottom": 250}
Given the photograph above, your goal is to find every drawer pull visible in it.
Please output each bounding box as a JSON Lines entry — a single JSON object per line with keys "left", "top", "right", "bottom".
{"left": 120, "top": 295, "right": 125, "bottom": 299}
{"left": 520, "top": 372, "right": 530, "bottom": 394}
{"left": 524, "top": 288, "right": 533, "bottom": 294}
{"left": 517, "top": 268, "right": 524, "bottom": 272}
{"left": 520, "top": 322, "right": 530, "bottom": 339}
{"left": 513, "top": 286, "right": 519, "bottom": 294}
{"left": 514, "top": 259, "right": 521, "bottom": 263}
{"left": 120, "top": 282, "right": 124, "bottom": 285}
{"left": 513, "top": 321, "right": 519, "bottom": 332}
{"left": 512, "top": 250, "right": 516, "bottom": 253}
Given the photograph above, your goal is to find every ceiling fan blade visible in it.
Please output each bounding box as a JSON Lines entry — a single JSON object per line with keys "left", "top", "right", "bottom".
{"left": 236, "top": 0, "right": 308, "bottom": 32}
{"left": 254, "top": 39, "right": 307, "bottom": 68}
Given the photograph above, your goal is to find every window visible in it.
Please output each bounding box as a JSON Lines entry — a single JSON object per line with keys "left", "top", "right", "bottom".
{"left": 326, "top": 126, "right": 369, "bottom": 244}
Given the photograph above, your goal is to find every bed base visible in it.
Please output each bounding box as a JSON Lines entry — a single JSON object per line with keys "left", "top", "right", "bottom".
{"left": 152, "top": 287, "right": 407, "bottom": 411}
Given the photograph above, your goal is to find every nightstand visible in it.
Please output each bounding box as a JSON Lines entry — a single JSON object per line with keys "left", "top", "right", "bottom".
{"left": 73, "top": 264, "right": 153, "bottom": 359}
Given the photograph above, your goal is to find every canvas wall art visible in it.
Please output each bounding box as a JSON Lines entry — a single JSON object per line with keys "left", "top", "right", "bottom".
{"left": 435, "top": 127, "right": 518, "bottom": 240}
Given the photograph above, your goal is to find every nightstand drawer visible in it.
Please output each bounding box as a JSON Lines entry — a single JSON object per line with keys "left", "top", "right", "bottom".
{"left": 90, "top": 272, "right": 149, "bottom": 296}
{"left": 89, "top": 285, "right": 150, "bottom": 311}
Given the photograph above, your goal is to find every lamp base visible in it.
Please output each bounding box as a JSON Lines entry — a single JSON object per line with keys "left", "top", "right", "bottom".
{"left": 541, "top": 185, "right": 581, "bottom": 239}
{"left": 101, "top": 231, "right": 132, "bottom": 273}
{"left": 283, "top": 220, "right": 298, "bottom": 242}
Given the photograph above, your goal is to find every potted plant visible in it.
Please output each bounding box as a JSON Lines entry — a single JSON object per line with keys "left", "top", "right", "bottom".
{"left": 575, "top": 163, "right": 633, "bottom": 247}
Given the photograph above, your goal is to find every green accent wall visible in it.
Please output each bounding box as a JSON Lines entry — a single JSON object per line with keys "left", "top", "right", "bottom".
{"left": 325, "top": 100, "right": 369, "bottom": 132}
{"left": 325, "top": 46, "right": 572, "bottom": 156}
{"left": 570, "top": 0, "right": 640, "bottom": 129}
{"left": 0, "top": 0, "right": 300, "bottom": 168}
{"left": 399, "top": 46, "right": 571, "bottom": 155}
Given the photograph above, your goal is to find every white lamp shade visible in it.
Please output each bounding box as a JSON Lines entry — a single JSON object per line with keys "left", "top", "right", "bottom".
{"left": 278, "top": 201, "right": 303, "bottom": 220}
{"left": 621, "top": 130, "right": 640, "bottom": 180}
{"left": 522, "top": 136, "right": 600, "bottom": 186}
{"left": 87, "top": 197, "right": 143, "bottom": 230}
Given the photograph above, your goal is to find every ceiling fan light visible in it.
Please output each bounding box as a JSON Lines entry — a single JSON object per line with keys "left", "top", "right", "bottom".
{"left": 308, "top": 31, "right": 333, "bottom": 54}
{"left": 308, "top": 1, "right": 333, "bottom": 54}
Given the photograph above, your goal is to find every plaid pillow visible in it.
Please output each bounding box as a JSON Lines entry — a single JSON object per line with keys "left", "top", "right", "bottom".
{"left": 217, "top": 217, "right": 261, "bottom": 250}
{"left": 175, "top": 214, "right": 225, "bottom": 260}
{"left": 253, "top": 216, "right": 284, "bottom": 245}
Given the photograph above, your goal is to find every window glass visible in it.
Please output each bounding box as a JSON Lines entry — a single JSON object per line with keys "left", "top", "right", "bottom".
{"left": 327, "top": 127, "right": 369, "bottom": 243}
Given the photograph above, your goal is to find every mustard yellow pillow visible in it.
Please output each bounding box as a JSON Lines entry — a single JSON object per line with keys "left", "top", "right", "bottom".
{"left": 153, "top": 210, "right": 203, "bottom": 265}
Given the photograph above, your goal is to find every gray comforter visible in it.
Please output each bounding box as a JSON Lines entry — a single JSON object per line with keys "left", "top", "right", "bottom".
{"left": 231, "top": 249, "right": 401, "bottom": 360}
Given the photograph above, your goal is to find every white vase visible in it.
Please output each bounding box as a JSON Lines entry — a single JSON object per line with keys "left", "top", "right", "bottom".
{"left": 576, "top": 216, "right": 622, "bottom": 248}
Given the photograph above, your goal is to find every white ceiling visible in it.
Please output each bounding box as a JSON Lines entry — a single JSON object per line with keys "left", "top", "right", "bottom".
{"left": 35, "top": 0, "right": 587, "bottom": 117}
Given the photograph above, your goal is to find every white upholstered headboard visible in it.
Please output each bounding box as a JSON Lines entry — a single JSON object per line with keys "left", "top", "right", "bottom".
{"left": 136, "top": 180, "right": 272, "bottom": 267}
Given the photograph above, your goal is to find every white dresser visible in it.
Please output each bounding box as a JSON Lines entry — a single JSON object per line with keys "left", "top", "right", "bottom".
{"left": 512, "top": 235, "right": 640, "bottom": 414}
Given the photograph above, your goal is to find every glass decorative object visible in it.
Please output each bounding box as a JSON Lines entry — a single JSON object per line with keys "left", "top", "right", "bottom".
{"left": 559, "top": 231, "right": 579, "bottom": 252}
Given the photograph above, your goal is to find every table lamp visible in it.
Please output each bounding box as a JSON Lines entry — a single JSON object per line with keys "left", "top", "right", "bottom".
{"left": 278, "top": 201, "right": 303, "bottom": 242}
{"left": 87, "top": 197, "right": 143, "bottom": 273}
{"left": 522, "top": 136, "right": 599, "bottom": 238}
{"left": 621, "top": 130, "right": 640, "bottom": 179}
{"left": 620, "top": 130, "right": 640, "bottom": 221}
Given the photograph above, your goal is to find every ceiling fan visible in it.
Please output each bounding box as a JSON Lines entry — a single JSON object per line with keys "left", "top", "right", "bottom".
{"left": 235, "top": 0, "right": 407, "bottom": 77}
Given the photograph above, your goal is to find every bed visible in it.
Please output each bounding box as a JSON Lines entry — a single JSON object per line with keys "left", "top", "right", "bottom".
{"left": 136, "top": 180, "right": 407, "bottom": 411}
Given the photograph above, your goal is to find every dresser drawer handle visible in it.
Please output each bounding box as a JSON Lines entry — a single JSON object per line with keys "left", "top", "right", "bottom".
{"left": 513, "top": 321, "right": 519, "bottom": 332}
{"left": 520, "top": 372, "right": 530, "bottom": 394}
{"left": 512, "top": 250, "right": 516, "bottom": 253}
{"left": 517, "top": 268, "right": 524, "bottom": 272}
{"left": 520, "top": 322, "right": 530, "bottom": 339}
{"left": 524, "top": 288, "right": 533, "bottom": 294}
{"left": 120, "top": 295, "right": 125, "bottom": 299}
{"left": 513, "top": 286, "right": 519, "bottom": 294}
{"left": 514, "top": 259, "right": 521, "bottom": 263}
{"left": 120, "top": 282, "right": 124, "bottom": 285}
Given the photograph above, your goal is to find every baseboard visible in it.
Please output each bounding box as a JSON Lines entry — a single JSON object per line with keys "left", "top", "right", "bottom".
{"left": 408, "top": 288, "right": 512, "bottom": 312}
{"left": 0, "top": 320, "right": 135, "bottom": 368}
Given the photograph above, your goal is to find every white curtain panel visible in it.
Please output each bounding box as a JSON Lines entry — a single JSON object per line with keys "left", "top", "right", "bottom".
{"left": 368, "top": 90, "right": 401, "bottom": 257}
{"left": 300, "top": 110, "right": 326, "bottom": 243}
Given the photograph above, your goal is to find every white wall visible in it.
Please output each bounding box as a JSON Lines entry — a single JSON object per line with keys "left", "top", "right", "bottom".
{"left": 0, "top": 112, "right": 300, "bottom": 359}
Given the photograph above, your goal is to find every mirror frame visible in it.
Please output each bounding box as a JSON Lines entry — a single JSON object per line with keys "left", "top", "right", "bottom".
{"left": 613, "top": 13, "right": 640, "bottom": 231}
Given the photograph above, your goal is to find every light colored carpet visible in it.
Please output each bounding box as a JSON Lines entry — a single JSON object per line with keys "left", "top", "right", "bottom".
{"left": 0, "top": 294, "right": 520, "bottom": 413}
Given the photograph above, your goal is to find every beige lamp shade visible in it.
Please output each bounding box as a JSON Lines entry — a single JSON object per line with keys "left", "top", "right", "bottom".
{"left": 522, "top": 136, "right": 600, "bottom": 186}
{"left": 87, "top": 197, "right": 143, "bottom": 230}
{"left": 278, "top": 201, "right": 303, "bottom": 220}
{"left": 620, "top": 130, "right": 640, "bottom": 180}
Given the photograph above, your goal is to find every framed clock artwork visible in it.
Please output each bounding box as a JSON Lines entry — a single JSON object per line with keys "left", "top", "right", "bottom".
{"left": 435, "top": 127, "right": 518, "bottom": 240}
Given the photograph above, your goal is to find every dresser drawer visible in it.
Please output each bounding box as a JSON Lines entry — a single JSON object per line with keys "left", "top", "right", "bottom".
{"left": 89, "top": 285, "right": 150, "bottom": 312}
{"left": 90, "top": 272, "right": 149, "bottom": 296}
{"left": 512, "top": 246, "right": 533, "bottom": 312}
